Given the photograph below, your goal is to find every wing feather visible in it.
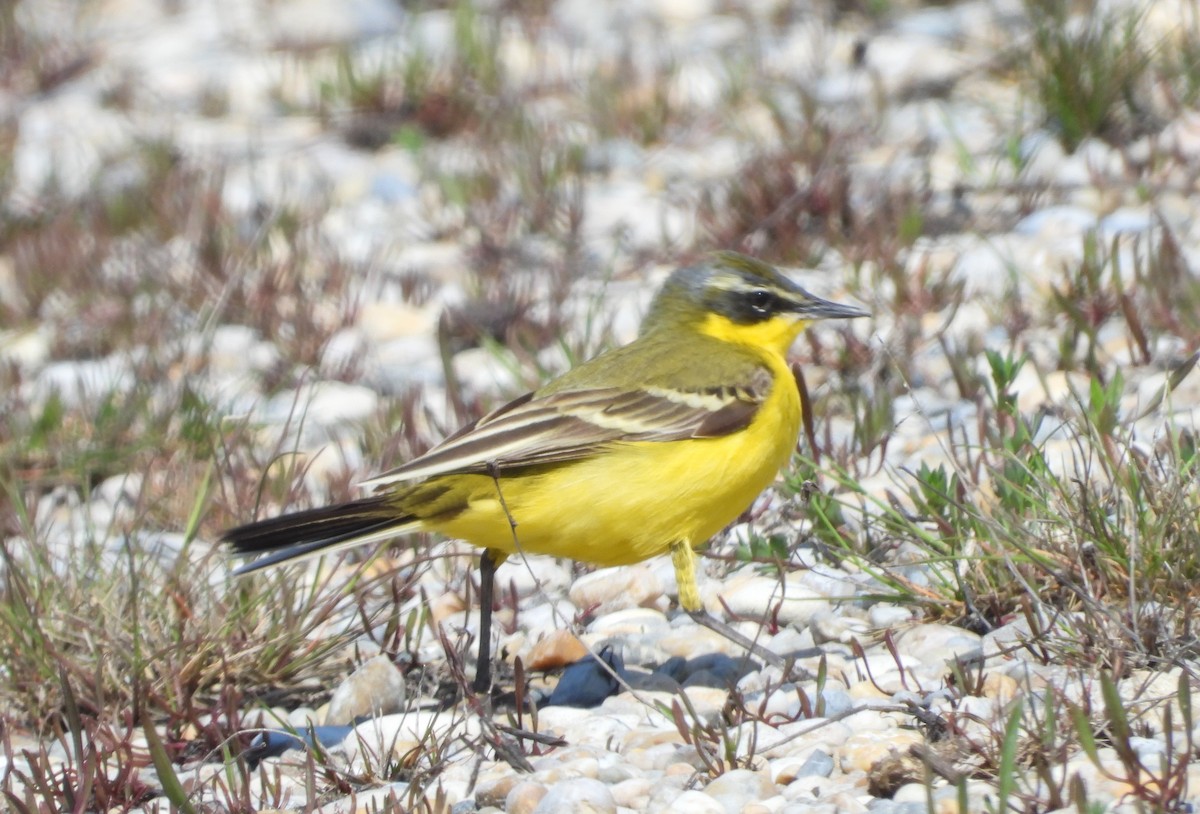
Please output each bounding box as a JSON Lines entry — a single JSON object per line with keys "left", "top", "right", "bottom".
{"left": 360, "top": 366, "right": 774, "bottom": 489}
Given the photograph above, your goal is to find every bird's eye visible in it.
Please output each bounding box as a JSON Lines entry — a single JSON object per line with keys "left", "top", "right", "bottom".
{"left": 748, "top": 289, "right": 775, "bottom": 315}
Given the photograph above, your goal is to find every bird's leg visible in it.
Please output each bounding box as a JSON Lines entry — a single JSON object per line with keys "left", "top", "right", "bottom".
{"left": 475, "top": 461, "right": 520, "bottom": 695}
{"left": 669, "top": 540, "right": 805, "bottom": 680}
{"left": 472, "top": 548, "right": 498, "bottom": 694}
{"left": 670, "top": 538, "right": 702, "bottom": 613}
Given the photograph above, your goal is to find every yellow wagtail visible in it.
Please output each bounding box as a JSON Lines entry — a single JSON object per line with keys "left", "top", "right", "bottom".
{"left": 224, "top": 251, "right": 867, "bottom": 691}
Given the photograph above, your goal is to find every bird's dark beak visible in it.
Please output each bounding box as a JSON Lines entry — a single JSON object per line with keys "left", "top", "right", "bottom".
{"left": 790, "top": 289, "right": 870, "bottom": 321}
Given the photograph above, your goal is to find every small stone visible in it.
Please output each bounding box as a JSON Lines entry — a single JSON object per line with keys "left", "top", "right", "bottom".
{"left": 775, "top": 749, "right": 835, "bottom": 783}
{"left": 32, "top": 357, "right": 134, "bottom": 410}
{"left": 706, "top": 574, "right": 832, "bottom": 628}
{"left": 610, "top": 777, "right": 654, "bottom": 808}
{"left": 0, "top": 326, "right": 50, "bottom": 372}
{"left": 505, "top": 780, "right": 549, "bottom": 814}
{"left": 1014, "top": 205, "right": 1097, "bottom": 238}
{"left": 586, "top": 607, "right": 672, "bottom": 638}
{"left": 893, "top": 624, "right": 983, "bottom": 667}
{"left": 704, "top": 768, "right": 779, "bottom": 811}
{"left": 1060, "top": 752, "right": 1136, "bottom": 801}
{"left": 343, "top": 711, "right": 481, "bottom": 771}
{"left": 839, "top": 730, "right": 924, "bottom": 773}
{"left": 501, "top": 557, "right": 572, "bottom": 598}
{"left": 451, "top": 346, "right": 525, "bottom": 397}
{"left": 370, "top": 335, "right": 445, "bottom": 390}
{"left": 260, "top": 380, "right": 379, "bottom": 446}
{"left": 287, "top": 707, "right": 320, "bottom": 728}
{"left": 980, "top": 617, "right": 1037, "bottom": 657}
{"left": 531, "top": 777, "right": 616, "bottom": 814}
{"left": 533, "top": 752, "right": 602, "bottom": 782}
{"left": 658, "top": 623, "right": 742, "bottom": 659}
{"left": 268, "top": 0, "right": 404, "bottom": 46}
{"left": 1099, "top": 207, "right": 1153, "bottom": 236}
{"left": 319, "top": 327, "right": 367, "bottom": 375}
{"left": 797, "top": 565, "right": 858, "bottom": 599}
{"left": 324, "top": 655, "right": 406, "bottom": 725}
{"left": 475, "top": 775, "right": 519, "bottom": 808}
{"left": 595, "top": 757, "right": 635, "bottom": 785}
{"left": 677, "top": 686, "right": 729, "bottom": 724}
{"left": 783, "top": 771, "right": 859, "bottom": 804}
{"left": 810, "top": 613, "right": 873, "bottom": 645}
{"left": 982, "top": 673, "right": 1019, "bottom": 704}
{"left": 526, "top": 630, "right": 589, "bottom": 671}
{"left": 622, "top": 727, "right": 687, "bottom": 752}
{"left": 661, "top": 789, "right": 725, "bottom": 813}
{"left": 653, "top": 0, "right": 717, "bottom": 24}
{"left": 519, "top": 600, "right": 580, "bottom": 642}
{"left": 816, "top": 689, "right": 855, "bottom": 718}
{"left": 428, "top": 591, "right": 466, "bottom": 624}
{"left": 532, "top": 705, "right": 595, "bottom": 732}
{"left": 208, "top": 324, "right": 276, "bottom": 375}
{"left": 643, "top": 776, "right": 688, "bottom": 810}
{"left": 824, "top": 791, "right": 871, "bottom": 813}
{"left": 762, "top": 626, "right": 816, "bottom": 660}
{"left": 867, "top": 800, "right": 928, "bottom": 814}
{"left": 868, "top": 604, "right": 916, "bottom": 629}
{"left": 322, "top": 781, "right": 410, "bottom": 812}
{"left": 893, "top": 782, "right": 931, "bottom": 803}
{"left": 570, "top": 565, "right": 662, "bottom": 612}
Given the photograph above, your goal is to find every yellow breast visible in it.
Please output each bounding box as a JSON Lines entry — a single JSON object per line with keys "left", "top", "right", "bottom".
{"left": 426, "top": 354, "right": 801, "bottom": 566}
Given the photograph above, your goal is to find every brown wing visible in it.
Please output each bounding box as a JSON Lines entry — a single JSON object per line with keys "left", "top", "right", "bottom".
{"left": 359, "top": 366, "right": 774, "bottom": 489}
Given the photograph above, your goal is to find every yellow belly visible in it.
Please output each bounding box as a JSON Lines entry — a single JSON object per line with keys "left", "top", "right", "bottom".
{"left": 423, "top": 363, "right": 801, "bottom": 565}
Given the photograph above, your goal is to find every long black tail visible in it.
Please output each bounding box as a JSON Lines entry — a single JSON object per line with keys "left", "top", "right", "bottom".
{"left": 223, "top": 495, "right": 414, "bottom": 575}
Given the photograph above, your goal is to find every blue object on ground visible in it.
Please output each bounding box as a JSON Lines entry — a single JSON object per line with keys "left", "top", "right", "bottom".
{"left": 546, "top": 646, "right": 626, "bottom": 707}
{"left": 245, "top": 725, "right": 354, "bottom": 766}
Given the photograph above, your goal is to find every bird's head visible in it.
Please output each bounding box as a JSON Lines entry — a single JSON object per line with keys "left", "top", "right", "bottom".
{"left": 643, "top": 252, "right": 869, "bottom": 355}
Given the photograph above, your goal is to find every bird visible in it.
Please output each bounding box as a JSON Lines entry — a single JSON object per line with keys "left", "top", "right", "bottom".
{"left": 223, "top": 251, "right": 868, "bottom": 693}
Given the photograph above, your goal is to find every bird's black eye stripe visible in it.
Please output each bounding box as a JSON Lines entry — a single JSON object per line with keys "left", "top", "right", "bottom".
{"left": 747, "top": 288, "right": 777, "bottom": 315}
{"left": 706, "top": 279, "right": 791, "bottom": 324}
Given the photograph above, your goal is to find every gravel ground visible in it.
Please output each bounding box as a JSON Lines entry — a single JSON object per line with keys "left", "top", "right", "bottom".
{"left": 4, "top": 0, "right": 1200, "bottom": 812}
